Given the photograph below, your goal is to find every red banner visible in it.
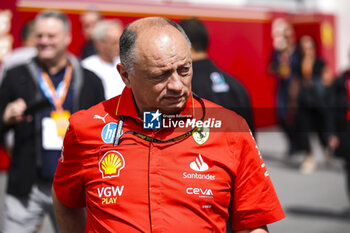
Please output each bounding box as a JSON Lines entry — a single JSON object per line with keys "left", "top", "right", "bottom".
{"left": 0, "top": 0, "right": 18, "bottom": 62}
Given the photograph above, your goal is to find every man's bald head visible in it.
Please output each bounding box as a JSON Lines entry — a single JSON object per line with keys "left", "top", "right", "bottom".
{"left": 119, "top": 17, "right": 191, "bottom": 74}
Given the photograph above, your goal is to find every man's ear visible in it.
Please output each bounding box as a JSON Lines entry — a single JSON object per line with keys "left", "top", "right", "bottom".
{"left": 117, "top": 63, "right": 131, "bottom": 88}
{"left": 65, "top": 32, "right": 72, "bottom": 47}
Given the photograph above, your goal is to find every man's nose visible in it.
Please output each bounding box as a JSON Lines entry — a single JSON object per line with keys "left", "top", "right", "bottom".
{"left": 37, "top": 35, "right": 49, "bottom": 44}
{"left": 167, "top": 73, "right": 183, "bottom": 93}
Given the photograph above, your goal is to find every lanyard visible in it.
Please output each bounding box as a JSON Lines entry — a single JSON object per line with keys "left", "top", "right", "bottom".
{"left": 38, "top": 63, "right": 73, "bottom": 112}
{"left": 113, "top": 94, "right": 206, "bottom": 146}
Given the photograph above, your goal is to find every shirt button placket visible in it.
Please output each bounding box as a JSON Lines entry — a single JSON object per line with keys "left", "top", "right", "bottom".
{"left": 148, "top": 142, "right": 162, "bottom": 233}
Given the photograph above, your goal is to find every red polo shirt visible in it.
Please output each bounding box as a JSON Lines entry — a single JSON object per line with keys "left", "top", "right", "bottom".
{"left": 53, "top": 87, "right": 284, "bottom": 232}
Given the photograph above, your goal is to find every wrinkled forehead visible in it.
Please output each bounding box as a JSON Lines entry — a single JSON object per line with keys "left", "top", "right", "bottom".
{"left": 136, "top": 25, "right": 190, "bottom": 55}
{"left": 130, "top": 18, "right": 188, "bottom": 44}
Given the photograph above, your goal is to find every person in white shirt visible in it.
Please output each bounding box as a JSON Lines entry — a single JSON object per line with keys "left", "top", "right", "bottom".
{"left": 82, "top": 19, "right": 125, "bottom": 99}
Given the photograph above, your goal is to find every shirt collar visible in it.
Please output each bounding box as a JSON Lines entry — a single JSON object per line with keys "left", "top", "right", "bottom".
{"left": 115, "top": 87, "right": 196, "bottom": 120}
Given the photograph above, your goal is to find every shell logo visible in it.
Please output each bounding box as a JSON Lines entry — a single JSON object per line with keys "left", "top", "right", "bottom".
{"left": 99, "top": 150, "right": 125, "bottom": 179}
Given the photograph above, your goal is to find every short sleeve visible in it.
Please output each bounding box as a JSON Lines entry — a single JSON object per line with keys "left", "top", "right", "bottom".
{"left": 231, "top": 120, "right": 285, "bottom": 231}
{"left": 53, "top": 122, "right": 86, "bottom": 208}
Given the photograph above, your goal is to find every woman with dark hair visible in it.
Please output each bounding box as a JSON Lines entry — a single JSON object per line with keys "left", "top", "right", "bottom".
{"left": 292, "top": 35, "right": 333, "bottom": 174}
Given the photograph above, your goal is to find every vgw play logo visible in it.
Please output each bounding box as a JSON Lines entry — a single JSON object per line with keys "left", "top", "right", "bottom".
{"left": 143, "top": 109, "right": 222, "bottom": 129}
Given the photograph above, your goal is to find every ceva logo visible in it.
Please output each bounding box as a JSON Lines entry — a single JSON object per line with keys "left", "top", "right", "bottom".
{"left": 99, "top": 150, "right": 125, "bottom": 179}
{"left": 186, "top": 187, "right": 213, "bottom": 198}
{"left": 190, "top": 154, "right": 209, "bottom": 172}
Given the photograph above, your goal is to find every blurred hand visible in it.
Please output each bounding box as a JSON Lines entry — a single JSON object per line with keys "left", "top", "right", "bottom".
{"left": 328, "top": 135, "right": 339, "bottom": 149}
{"left": 321, "top": 65, "right": 334, "bottom": 86}
{"left": 3, "top": 98, "right": 28, "bottom": 126}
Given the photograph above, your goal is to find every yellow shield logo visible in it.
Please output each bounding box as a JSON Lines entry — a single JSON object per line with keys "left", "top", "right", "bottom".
{"left": 99, "top": 150, "right": 125, "bottom": 178}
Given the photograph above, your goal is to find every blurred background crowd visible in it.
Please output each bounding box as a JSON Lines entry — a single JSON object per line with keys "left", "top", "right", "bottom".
{"left": 0, "top": 0, "right": 350, "bottom": 232}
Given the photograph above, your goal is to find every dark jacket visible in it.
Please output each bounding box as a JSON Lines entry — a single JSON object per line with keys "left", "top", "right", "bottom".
{"left": 0, "top": 55, "right": 105, "bottom": 197}
{"left": 332, "top": 71, "right": 350, "bottom": 157}
{"left": 192, "top": 59, "right": 255, "bottom": 132}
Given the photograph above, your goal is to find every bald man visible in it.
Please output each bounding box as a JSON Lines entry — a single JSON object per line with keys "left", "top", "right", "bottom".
{"left": 52, "top": 17, "right": 284, "bottom": 233}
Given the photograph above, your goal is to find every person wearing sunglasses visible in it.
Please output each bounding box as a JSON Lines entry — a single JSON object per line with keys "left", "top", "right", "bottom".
{"left": 52, "top": 17, "right": 284, "bottom": 233}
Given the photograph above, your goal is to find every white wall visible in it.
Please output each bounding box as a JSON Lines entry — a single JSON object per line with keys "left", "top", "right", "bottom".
{"left": 311, "top": 0, "right": 350, "bottom": 72}
{"left": 328, "top": 0, "right": 350, "bottom": 72}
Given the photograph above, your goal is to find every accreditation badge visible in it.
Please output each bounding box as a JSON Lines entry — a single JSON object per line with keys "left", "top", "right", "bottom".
{"left": 51, "top": 110, "right": 71, "bottom": 137}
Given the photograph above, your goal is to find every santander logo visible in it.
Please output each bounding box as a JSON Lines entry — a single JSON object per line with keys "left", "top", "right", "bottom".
{"left": 190, "top": 154, "right": 209, "bottom": 172}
